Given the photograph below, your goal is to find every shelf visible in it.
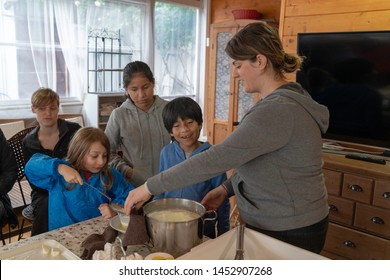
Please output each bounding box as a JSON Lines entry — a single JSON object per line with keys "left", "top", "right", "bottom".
{"left": 83, "top": 93, "right": 126, "bottom": 129}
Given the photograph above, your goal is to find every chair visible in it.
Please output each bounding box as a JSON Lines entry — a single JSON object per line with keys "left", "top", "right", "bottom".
{"left": 0, "top": 120, "right": 25, "bottom": 140}
{"left": 0, "top": 194, "right": 18, "bottom": 245}
{"left": 64, "top": 116, "right": 84, "bottom": 127}
{"left": 0, "top": 209, "right": 11, "bottom": 245}
{"left": 0, "top": 226, "right": 9, "bottom": 245}
{"left": 7, "top": 126, "right": 36, "bottom": 240}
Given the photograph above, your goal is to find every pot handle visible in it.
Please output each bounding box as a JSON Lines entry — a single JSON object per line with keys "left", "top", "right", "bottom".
{"left": 203, "top": 210, "right": 218, "bottom": 238}
{"left": 203, "top": 210, "right": 218, "bottom": 222}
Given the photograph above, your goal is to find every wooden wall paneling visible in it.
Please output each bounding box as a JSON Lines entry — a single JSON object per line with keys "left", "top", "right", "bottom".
{"left": 284, "top": 0, "right": 390, "bottom": 17}
{"left": 283, "top": 10, "right": 390, "bottom": 36}
{"left": 210, "top": 0, "right": 281, "bottom": 24}
{"left": 280, "top": 0, "right": 390, "bottom": 57}
{"left": 282, "top": 36, "right": 297, "bottom": 54}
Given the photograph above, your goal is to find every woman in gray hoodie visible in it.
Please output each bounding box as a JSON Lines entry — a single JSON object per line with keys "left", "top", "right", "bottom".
{"left": 124, "top": 23, "right": 330, "bottom": 254}
{"left": 105, "top": 61, "right": 171, "bottom": 186}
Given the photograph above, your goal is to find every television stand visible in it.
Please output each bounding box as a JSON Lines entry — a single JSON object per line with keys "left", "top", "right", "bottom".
{"left": 320, "top": 152, "right": 390, "bottom": 260}
{"left": 322, "top": 141, "right": 390, "bottom": 163}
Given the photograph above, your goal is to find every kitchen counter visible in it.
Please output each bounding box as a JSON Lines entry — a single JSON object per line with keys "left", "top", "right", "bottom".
{"left": 1, "top": 216, "right": 328, "bottom": 260}
{"left": 1, "top": 216, "right": 107, "bottom": 257}
{"left": 0, "top": 216, "right": 150, "bottom": 259}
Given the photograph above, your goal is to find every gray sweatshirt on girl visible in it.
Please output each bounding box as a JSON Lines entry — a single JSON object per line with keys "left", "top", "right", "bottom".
{"left": 147, "top": 83, "right": 330, "bottom": 231}
{"left": 105, "top": 96, "right": 171, "bottom": 186}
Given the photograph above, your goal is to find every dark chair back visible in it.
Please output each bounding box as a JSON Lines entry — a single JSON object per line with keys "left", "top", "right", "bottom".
{"left": 7, "top": 126, "right": 36, "bottom": 240}
{"left": 7, "top": 126, "right": 36, "bottom": 205}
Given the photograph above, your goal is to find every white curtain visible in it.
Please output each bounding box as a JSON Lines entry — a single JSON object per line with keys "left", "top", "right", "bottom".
{"left": 27, "top": 0, "right": 151, "bottom": 101}
{"left": 53, "top": 0, "right": 86, "bottom": 100}
{"left": 26, "top": 0, "right": 57, "bottom": 90}
{"left": 144, "top": 0, "right": 154, "bottom": 67}
{"left": 26, "top": 0, "right": 87, "bottom": 100}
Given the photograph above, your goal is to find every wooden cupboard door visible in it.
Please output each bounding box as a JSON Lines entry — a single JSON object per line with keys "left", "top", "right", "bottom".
{"left": 207, "top": 25, "right": 235, "bottom": 145}
{"left": 212, "top": 123, "right": 228, "bottom": 145}
{"left": 206, "top": 20, "right": 263, "bottom": 145}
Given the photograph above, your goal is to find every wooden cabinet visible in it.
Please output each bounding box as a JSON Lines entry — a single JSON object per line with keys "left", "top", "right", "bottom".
{"left": 206, "top": 20, "right": 263, "bottom": 145}
{"left": 83, "top": 93, "right": 126, "bottom": 130}
{"left": 321, "top": 152, "right": 390, "bottom": 259}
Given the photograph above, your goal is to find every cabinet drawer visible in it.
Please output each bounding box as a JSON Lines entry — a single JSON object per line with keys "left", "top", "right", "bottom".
{"left": 323, "top": 169, "right": 342, "bottom": 195}
{"left": 354, "top": 203, "right": 390, "bottom": 238}
{"left": 342, "top": 174, "right": 373, "bottom": 204}
{"left": 324, "top": 223, "right": 390, "bottom": 259}
{"left": 373, "top": 180, "right": 390, "bottom": 210}
{"left": 320, "top": 250, "right": 347, "bottom": 260}
{"left": 328, "top": 195, "right": 354, "bottom": 225}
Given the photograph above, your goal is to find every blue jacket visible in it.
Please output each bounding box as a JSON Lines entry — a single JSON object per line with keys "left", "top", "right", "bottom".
{"left": 154, "top": 140, "right": 230, "bottom": 238}
{"left": 25, "top": 153, "right": 134, "bottom": 231}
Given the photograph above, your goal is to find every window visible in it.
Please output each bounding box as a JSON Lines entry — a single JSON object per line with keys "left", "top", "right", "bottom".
{"left": 0, "top": 0, "right": 206, "bottom": 118}
{"left": 154, "top": 1, "right": 200, "bottom": 100}
{"left": 0, "top": 0, "right": 147, "bottom": 104}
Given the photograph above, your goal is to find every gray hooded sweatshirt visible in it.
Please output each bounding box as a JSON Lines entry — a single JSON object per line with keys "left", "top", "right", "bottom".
{"left": 105, "top": 96, "right": 171, "bottom": 186}
{"left": 147, "top": 83, "right": 330, "bottom": 231}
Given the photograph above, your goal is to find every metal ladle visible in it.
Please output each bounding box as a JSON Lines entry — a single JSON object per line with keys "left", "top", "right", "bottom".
{"left": 65, "top": 181, "right": 112, "bottom": 203}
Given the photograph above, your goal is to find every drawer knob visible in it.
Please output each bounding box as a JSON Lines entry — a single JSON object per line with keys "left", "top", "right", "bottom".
{"left": 382, "top": 192, "right": 390, "bottom": 199}
{"left": 328, "top": 204, "right": 338, "bottom": 212}
{"left": 349, "top": 184, "right": 363, "bottom": 192}
{"left": 343, "top": 240, "right": 356, "bottom": 248}
{"left": 371, "top": 217, "right": 385, "bottom": 225}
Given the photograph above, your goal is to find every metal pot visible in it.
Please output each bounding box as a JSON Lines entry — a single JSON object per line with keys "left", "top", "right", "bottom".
{"left": 143, "top": 198, "right": 217, "bottom": 258}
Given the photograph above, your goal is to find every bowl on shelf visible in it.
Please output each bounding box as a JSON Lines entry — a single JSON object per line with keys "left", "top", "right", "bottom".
{"left": 232, "top": 9, "right": 262, "bottom": 20}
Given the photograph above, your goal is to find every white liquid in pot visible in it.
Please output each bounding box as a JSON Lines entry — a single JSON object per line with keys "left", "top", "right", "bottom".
{"left": 148, "top": 208, "right": 200, "bottom": 222}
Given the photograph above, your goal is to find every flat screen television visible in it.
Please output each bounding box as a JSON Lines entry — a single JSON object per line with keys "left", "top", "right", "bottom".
{"left": 296, "top": 31, "right": 390, "bottom": 151}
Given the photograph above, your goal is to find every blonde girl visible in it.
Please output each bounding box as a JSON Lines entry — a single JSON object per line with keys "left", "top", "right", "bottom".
{"left": 25, "top": 127, "right": 134, "bottom": 231}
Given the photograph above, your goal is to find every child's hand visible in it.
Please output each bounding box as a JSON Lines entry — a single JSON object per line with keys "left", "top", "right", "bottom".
{"left": 99, "top": 203, "right": 115, "bottom": 220}
{"left": 124, "top": 184, "right": 151, "bottom": 214}
{"left": 58, "top": 164, "right": 83, "bottom": 185}
{"left": 201, "top": 185, "right": 227, "bottom": 211}
{"left": 126, "top": 167, "right": 133, "bottom": 179}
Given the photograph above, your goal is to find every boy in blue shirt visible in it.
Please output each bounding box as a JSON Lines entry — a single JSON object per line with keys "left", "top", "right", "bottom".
{"left": 154, "top": 97, "right": 230, "bottom": 238}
